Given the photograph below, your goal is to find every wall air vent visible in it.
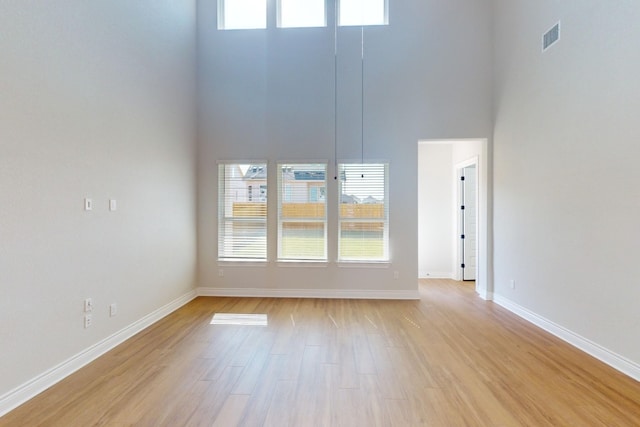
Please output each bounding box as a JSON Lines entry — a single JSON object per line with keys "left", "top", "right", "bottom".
{"left": 543, "top": 22, "right": 560, "bottom": 51}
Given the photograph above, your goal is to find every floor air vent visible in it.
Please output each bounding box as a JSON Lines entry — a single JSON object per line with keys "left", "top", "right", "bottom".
{"left": 543, "top": 22, "right": 560, "bottom": 51}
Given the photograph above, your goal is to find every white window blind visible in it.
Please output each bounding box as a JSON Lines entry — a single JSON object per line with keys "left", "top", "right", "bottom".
{"left": 278, "top": 163, "right": 327, "bottom": 261}
{"left": 338, "top": 0, "right": 388, "bottom": 26}
{"left": 218, "top": 164, "right": 267, "bottom": 260}
{"left": 278, "top": 0, "right": 326, "bottom": 28}
{"left": 218, "top": 0, "right": 267, "bottom": 30}
{"left": 338, "top": 163, "right": 389, "bottom": 261}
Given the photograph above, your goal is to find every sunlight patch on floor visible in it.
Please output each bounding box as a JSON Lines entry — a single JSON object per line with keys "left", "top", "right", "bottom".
{"left": 211, "top": 313, "right": 268, "bottom": 326}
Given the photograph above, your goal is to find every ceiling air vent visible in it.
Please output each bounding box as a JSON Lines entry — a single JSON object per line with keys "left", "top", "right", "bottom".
{"left": 543, "top": 22, "right": 560, "bottom": 51}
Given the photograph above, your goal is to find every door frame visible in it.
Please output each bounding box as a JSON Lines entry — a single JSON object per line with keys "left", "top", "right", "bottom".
{"left": 455, "top": 157, "right": 479, "bottom": 284}
{"left": 418, "top": 138, "right": 491, "bottom": 300}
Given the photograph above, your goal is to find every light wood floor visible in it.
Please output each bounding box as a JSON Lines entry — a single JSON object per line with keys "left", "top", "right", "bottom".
{"left": 2, "top": 279, "right": 640, "bottom": 426}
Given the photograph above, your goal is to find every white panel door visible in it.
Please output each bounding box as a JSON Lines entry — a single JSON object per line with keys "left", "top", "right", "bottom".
{"left": 462, "top": 165, "right": 477, "bottom": 280}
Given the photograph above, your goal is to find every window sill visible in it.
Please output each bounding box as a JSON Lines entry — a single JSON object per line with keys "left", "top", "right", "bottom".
{"left": 337, "top": 261, "right": 390, "bottom": 269}
{"left": 277, "top": 260, "right": 328, "bottom": 268}
{"left": 218, "top": 259, "right": 268, "bottom": 267}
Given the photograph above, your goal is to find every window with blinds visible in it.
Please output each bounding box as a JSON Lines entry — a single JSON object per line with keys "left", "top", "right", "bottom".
{"left": 218, "top": 163, "right": 267, "bottom": 260}
{"left": 278, "top": 163, "right": 327, "bottom": 261}
{"left": 338, "top": 163, "right": 389, "bottom": 261}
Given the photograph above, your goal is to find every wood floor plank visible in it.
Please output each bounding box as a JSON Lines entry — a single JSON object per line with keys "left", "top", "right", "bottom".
{"left": 334, "top": 330, "right": 360, "bottom": 389}
{"left": 230, "top": 347, "right": 271, "bottom": 395}
{"left": 262, "top": 380, "right": 297, "bottom": 427}
{"left": 183, "top": 366, "right": 245, "bottom": 426}
{"left": 2, "top": 279, "right": 640, "bottom": 426}
{"left": 211, "top": 394, "right": 251, "bottom": 427}
{"left": 235, "top": 354, "right": 286, "bottom": 426}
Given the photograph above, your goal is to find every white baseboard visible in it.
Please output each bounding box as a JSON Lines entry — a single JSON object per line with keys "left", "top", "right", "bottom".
{"left": 0, "top": 290, "right": 197, "bottom": 418}
{"left": 493, "top": 294, "right": 640, "bottom": 382}
{"left": 477, "top": 289, "right": 493, "bottom": 301}
{"left": 197, "top": 287, "right": 419, "bottom": 300}
{"left": 418, "top": 272, "right": 454, "bottom": 279}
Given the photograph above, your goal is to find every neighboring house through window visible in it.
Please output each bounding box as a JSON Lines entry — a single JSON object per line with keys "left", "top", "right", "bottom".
{"left": 218, "top": 163, "right": 268, "bottom": 260}
{"left": 218, "top": 162, "right": 387, "bottom": 263}
{"left": 278, "top": 163, "right": 327, "bottom": 261}
{"left": 338, "top": 163, "right": 389, "bottom": 261}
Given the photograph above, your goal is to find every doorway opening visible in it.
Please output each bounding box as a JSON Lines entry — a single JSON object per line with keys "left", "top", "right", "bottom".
{"left": 417, "top": 139, "right": 490, "bottom": 299}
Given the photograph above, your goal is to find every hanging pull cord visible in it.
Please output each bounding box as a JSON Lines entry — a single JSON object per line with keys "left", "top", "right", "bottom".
{"left": 361, "top": 25, "right": 364, "bottom": 171}
{"left": 333, "top": 2, "right": 339, "bottom": 180}
{"left": 361, "top": 26, "right": 365, "bottom": 178}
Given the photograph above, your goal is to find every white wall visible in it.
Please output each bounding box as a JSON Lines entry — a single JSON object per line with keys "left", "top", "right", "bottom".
{"left": 493, "top": 0, "right": 640, "bottom": 370}
{"left": 453, "top": 141, "right": 483, "bottom": 165}
{"left": 418, "top": 144, "right": 454, "bottom": 278}
{"left": 0, "top": 1, "right": 197, "bottom": 398}
{"left": 197, "top": 0, "right": 493, "bottom": 296}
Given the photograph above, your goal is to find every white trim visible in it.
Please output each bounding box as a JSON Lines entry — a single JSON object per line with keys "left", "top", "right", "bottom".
{"left": 494, "top": 294, "right": 640, "bottom": 382}
{"left": 0, "top": 290, "right": 197, "bottom": 417}
{"left": 216, "top": 158, "right": 269, "bottom": 165}
{"left": 337, "top": 158, "right": 390, "bottom": 164}
{"left": 418, "top": 138, "right": 483, "bottom": 145}
{"left": 455, "top": 158, "right": 478, "bottom": 168}
{"left": 418, "top": 272, "right": 453, "bottom": 279}
{"left": 337, "top": 261, "right": 390, "bottom": 269}
{"left": 218, "top": 260, "right": 268, "bottom": 266}
{"left": 477, "top": 290, "right": 493, "bottom": 301}
{"left": 277, "top": 261, "right": 328, "bottom": 268}
{"left": 276, "top": 161, "right": 329, "bottom": 262}
{"left": 455, "top": 158, "right": 479, "bottom": 287}
{"left": 197, "top": 287, "right": 419, "bottom": 300}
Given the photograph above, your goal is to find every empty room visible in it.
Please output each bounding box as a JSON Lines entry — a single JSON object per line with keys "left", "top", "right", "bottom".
{"left": 1, "top": 0, "right": 639, "bottom": 425}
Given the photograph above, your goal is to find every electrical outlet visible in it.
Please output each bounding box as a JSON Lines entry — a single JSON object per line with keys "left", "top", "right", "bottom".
{"left": 109, "top": 199, "right": 117, "bottom": 211}
{"left": 110, "top": 303, "right": 118, "bottom": 317}
{"left": 510, "top": 279, "right": 516, "bottom": 290}
{"left": 84, "top": 298, "right": 93, "bottom": 313}
{"left": 218, "top": 269, "right": 224, "bottom": 277}
{"left": 393, "top": 271, "right": 399, "bottom": 280}
{"left": 84, "top": 314, "right": 92, "bottom": 328}
{"left": 84, "top": 198, "right": 93, "bottom": 211}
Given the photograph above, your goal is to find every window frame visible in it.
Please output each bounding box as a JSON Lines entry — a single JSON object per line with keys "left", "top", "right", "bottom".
{"left": 277, "top": 162, "right": 328, "bottom": 262}
{"left": 337, "top": 162, "right": 389, "bottom": 262}
{"left": 218, "top": 162, "right": 269, "bottom": 261}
